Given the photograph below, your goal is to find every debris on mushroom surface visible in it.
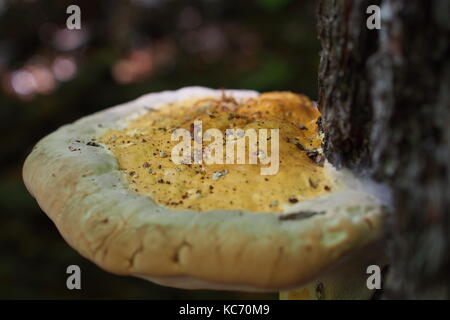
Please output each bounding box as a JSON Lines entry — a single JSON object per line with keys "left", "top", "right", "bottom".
{"left": 97, "top": 90, "right": 332, "bottom": 212}
{"left": 23, "top": 87, "right": 388, "bottom": 299}
{"left": 212, "top": 170, "right": 229, "bottom": 180}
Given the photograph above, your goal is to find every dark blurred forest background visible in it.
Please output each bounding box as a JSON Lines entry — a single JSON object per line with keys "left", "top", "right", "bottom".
{"left": 0, "top": 0, "right": 319, "bottom": 299}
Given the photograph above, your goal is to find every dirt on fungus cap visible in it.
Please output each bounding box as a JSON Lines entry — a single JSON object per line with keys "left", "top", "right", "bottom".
{"left": 23, "top": 87, "right": 387, "bottom": 292}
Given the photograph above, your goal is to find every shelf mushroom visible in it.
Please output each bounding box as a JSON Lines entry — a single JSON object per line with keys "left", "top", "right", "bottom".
{"left": 23, "top": 87, "right": 388, "bottom": 299}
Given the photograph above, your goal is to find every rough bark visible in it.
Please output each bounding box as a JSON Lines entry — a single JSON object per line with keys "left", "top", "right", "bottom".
{"left": 318, "top": 0, "right": 380, "bottom": 170}
{"left": 318, "top": 0, "right": 450, "bottom": 299}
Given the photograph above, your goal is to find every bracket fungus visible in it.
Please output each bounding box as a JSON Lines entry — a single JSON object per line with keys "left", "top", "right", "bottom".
{"left": 23, "top": 87, "right": 389, "bottom": 299}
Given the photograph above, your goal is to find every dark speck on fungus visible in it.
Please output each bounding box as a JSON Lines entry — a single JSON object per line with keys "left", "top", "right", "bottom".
{"left": 279, "top": 211, "right": 326, "bottom": 221}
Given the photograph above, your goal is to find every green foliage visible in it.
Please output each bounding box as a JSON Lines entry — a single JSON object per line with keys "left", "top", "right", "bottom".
{"left": 257, "top": 0, "right": 293, "bottom": 12}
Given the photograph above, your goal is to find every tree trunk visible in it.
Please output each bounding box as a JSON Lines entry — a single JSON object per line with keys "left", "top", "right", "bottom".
{"left": 318, "top": 0, "right": 450, "bottom": 299}
{"left": 318, "top": 0, "right": 380, "bottom": 170}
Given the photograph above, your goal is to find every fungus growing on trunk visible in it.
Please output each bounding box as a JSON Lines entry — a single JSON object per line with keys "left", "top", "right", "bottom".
{"left": 23, "top": 87, "right": 389, "bottom": 299}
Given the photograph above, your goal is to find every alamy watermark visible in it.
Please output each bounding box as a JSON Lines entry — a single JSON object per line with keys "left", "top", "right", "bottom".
{"left": 66, "top": 5, "right": 81, "bottom": 30}
{"left": 66, "top": 265, "right": 81, "bottom": 290}
{"left": 366, "top": 5, "right": 381, "bottom": 30}
{"left": 366, "top": 264, "right": 382, "bottom": 290}
{"left": 171, "top": 121, "right": 280, "bottom": 175}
